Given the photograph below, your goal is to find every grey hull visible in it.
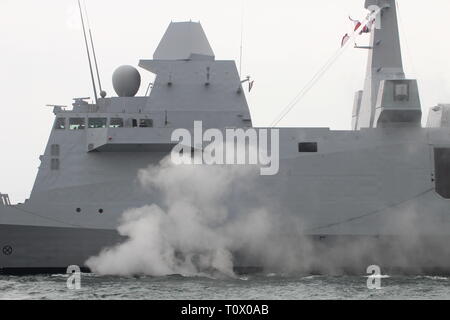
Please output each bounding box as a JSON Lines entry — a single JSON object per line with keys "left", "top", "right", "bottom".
{"left": 2, "top": 224, "right": 450, "bottom": 275}
{"left": 0, "top": 224, "right": 122, "bottom": 274}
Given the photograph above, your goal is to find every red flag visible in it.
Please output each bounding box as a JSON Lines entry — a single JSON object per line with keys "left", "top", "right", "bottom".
{"left": 341, "top": 33, "right": 350, "bottom": 47}
{"left": 349, "top": 16, "right": 371, "bottom": 34}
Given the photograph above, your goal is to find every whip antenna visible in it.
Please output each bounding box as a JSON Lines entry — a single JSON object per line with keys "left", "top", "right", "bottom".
{"left": 83, "top": 1, "right": 105, "bottom": 97}
{"left": 78, "top": 0, "right": 98, "bottom": 104}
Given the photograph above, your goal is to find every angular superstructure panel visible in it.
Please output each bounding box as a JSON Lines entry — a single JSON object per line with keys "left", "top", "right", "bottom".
{"left": 153, "top": 22, "right": 215, "bottom": 61}
{"left": 374, "top": 79, "right": 422, "bottom": 127}
{"left": 139, "top": 60, "right": 250, "bottom": 114}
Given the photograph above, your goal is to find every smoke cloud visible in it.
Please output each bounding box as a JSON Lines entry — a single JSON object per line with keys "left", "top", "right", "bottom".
{"left": 86, "top": 154, "right": 289, "bottom": 277}
{"left": 86, "top": 152, "right": 450, "bottom": 277}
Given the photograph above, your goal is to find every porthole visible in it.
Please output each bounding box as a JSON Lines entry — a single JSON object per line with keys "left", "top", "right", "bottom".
{"left": 98, "top": 209, "right": 104, "bottom": 214}
{"left": 76, "top": 208, "right": 81, "bottom": 213}
{"left": 2, "top": 245, "right": 13, "bottom": 256}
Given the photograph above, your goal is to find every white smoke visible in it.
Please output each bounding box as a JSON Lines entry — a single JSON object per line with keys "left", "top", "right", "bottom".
{"left": 86, "top": 156, "right": 280, "bottom": 277}
{"left": 86, "top": 150, "right": 450, "bottom": 277}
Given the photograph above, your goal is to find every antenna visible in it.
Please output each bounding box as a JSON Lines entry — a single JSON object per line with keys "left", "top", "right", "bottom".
{"left": 78, "top": 0, "right": 98, "bottom": 104}
{"left": 83, "top": 1, "right": 105, "bottom": 98}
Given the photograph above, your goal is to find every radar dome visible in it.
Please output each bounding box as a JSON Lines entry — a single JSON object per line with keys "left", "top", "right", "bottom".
{"left": 112, "top": 65, "right": 141, "bottom": 97}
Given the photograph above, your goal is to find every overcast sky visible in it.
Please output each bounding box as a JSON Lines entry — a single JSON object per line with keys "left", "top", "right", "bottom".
{"left": 1, "top": 0, "right": 450, "bottom": 202}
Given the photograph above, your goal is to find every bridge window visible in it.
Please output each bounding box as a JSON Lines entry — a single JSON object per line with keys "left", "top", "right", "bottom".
{"left": 109, "top": 118, "right": 124, "bottom": 128}
{"left": 69, "top": 118, "right": 85, "bottom": 130}
{"left": 88, "top": 118, "right": 107, "bottom": 129}
{"left": 54, "top": 118, "right": 66, "bottom": 130}
{"left": 298, "top": 142, "right": 318, "bottom": 153}
{"left": 139, "top": 119, "right": 153, "bottom": 128}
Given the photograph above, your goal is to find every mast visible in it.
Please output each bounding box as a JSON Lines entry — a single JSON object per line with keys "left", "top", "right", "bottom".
{"left": 83, "top": 1, "right": 105, "bottom": 98}
{"left": 356, "top": 0, "right": 405, "bottom": 129}
{"left": 78, "top": 0, "right": 98, "bottom": 105}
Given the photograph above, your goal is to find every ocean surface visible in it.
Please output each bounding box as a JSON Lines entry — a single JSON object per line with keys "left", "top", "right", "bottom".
{"left": 0, "top": 274, "right": 449, "bottom": 300}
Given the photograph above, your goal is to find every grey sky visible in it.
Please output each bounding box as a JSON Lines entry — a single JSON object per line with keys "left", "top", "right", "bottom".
{"left": 1, "top": 0, "right": 450, "bottom": 202}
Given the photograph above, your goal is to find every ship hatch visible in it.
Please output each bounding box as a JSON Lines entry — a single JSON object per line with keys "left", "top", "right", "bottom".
{"left": 298, "top": 142, "right": 318, "bottom": 153}
{"left": 434, "top": 148, "right": 450, "bottom": 199}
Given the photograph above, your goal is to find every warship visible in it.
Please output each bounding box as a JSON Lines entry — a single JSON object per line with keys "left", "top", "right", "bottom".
{"left": 1, "top": 0, "right": 450, "bottom": 275}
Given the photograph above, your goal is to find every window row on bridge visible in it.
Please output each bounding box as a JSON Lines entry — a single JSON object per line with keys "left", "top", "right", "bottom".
{"left": 54, "top": 117, "right": 154, "bottom": 130}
